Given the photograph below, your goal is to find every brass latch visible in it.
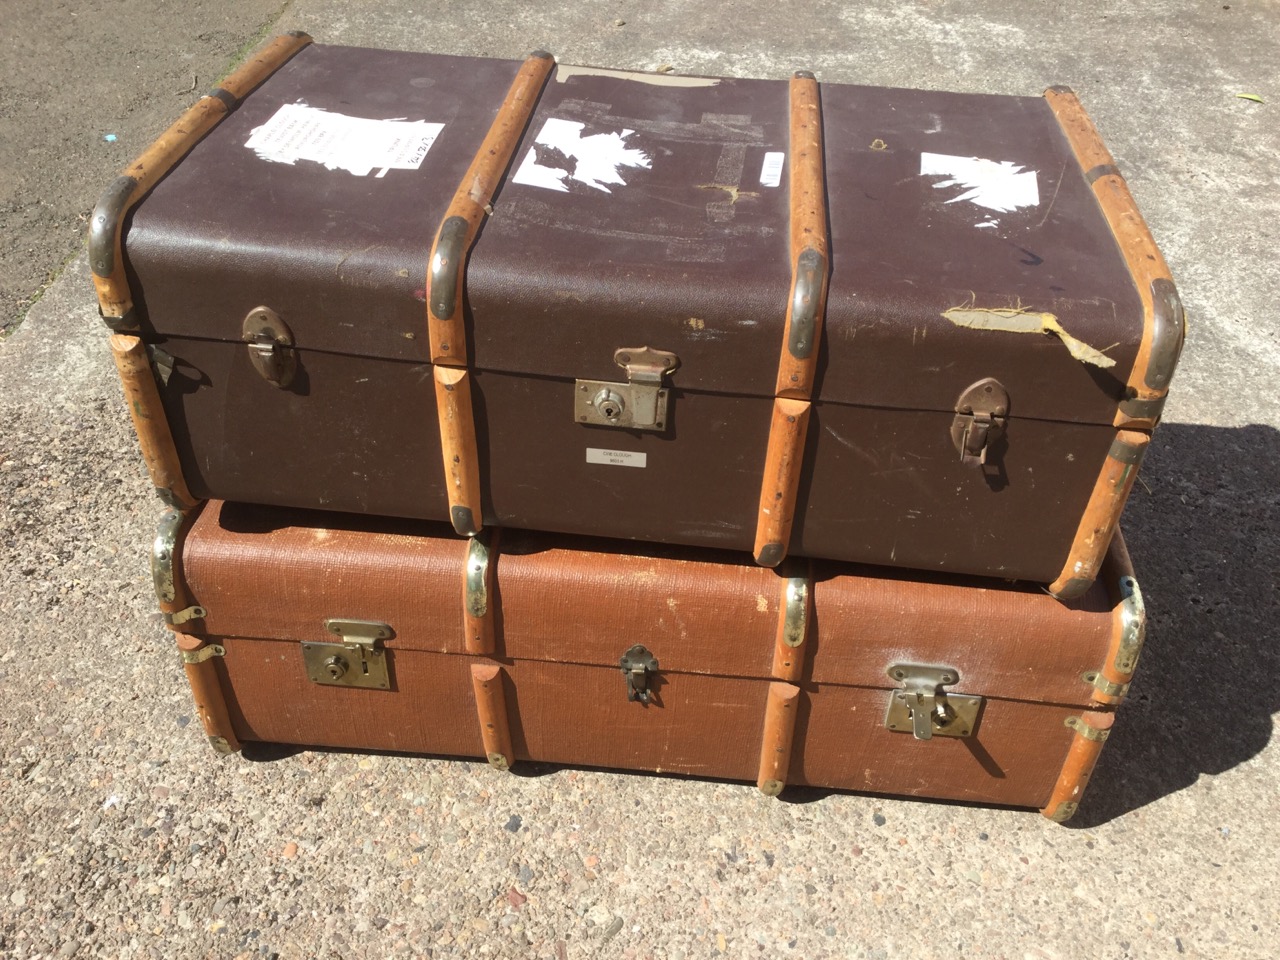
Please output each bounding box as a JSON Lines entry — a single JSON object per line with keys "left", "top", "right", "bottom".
{"left": 302, "top": 619, "right": 393, "bottom": 689}
{"left": 884, "top": 663, "right": 982, "bottom": 740}
{"left": 619, "top": 644, "right": 659, "bottom": 703}
{"left": 242, "top": 306, "right": 297, "bottom": 388}
{"left": 575, "top": 346, "right": 679, "bottom": 431}
{"left": 951, "top": 378, "right": 1008, "bottom": 466}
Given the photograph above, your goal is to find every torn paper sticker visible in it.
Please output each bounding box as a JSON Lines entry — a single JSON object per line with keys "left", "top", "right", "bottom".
{"left": 759, "top": 151, "right": 785, "bottom": 188}
{"left": 512, "top": 118, "right": 652, "bottom": 193}
{"left": 244, "top": 103, "right": 444, "bottom": 177}
{"left": 942, "top": 305, "right": 1116, "bottom": 369}
{"left": 920, "top": 152, "right": 1039, "bottom": 218}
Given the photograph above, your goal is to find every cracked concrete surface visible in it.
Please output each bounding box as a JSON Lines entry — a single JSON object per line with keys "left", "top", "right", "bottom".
{"left": 2, "top": 2, "right": 1278, "bottom": 958}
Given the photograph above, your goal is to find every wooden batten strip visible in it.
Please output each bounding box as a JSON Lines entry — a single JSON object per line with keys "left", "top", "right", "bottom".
{"left": 470, "top": 663, "right": 516, "bottom": 771}
{"left": 757, "top": 682, "right": 802, "bottom": 796}
{"left": 1040, "top": 710, "right": 1115, "bottom": 822}
{"left": 774, "top": 71, "right": 830, "bottom": 400}
{"left": 175, "top": 634, "right": 241, "bottom": 755}
{"left": 463, "top": 530, "right": 500, "bottom": 655}
{"left": 110, "top": 334, "right": 196, "bottom": 509}
{"left": 1043, "top": 87, "right": 1186, "bottom": 431}
{"left": 426, "top": 51, "right": 556, "bottom": 365}
{"left": 434, "top": 366, "right": 484, "bottom": 537}
{"left": 1048, "top": 430, "right": 1149, "bottom": 599}
{"left": 753, "top": 398, "right": 812, "bottom": 567}
{"left": 754, "top": 71, "right": 828, "bottom": 568}
{"left": 90, "top": 33, "right": 312, "bottom": 326}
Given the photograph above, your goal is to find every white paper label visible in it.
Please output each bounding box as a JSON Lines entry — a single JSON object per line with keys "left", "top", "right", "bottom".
{"left": 759, "top": 151, "right": 785, "bottom": 187}
{"left": 511, "top": 117, "right": 652, "bottom": 193}
{"left": 919, "top": 152, "right": 1039, "bottom": 214}
{"left": 244, "top": 103, "right": 445, "bottom": 177}
{"left": 586, "top": 448, "right": 647, "bottom": 468}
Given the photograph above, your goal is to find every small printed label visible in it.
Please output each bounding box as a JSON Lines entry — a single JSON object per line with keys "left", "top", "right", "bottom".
{"left": 759, "top": 151, "right": 785, "bottom": 187}
{"left": 586, "top": 448, "right": 647, "bottom": 468}
{"left": 244, "top": 102, "right": 445, "bottom": 177}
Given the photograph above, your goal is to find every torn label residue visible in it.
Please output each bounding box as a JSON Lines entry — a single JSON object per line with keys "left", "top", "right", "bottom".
{"left": 244, "top": 102, "right": 444, "bottom": 177}
{"left": 942, "top": 305, "right": 1116, "bottom": 369}
{"left": 511, "top": 118, "right": 652, "bottom": 193}
{"left": 920, "top": 153, "right": 1040, "bottom": 224}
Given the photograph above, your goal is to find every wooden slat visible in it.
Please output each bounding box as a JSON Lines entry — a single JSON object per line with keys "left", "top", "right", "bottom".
{"left": 1040, "top": 710, "right": 1114, "bottom": 822}
{"left": 753, "top": 398, "right": 811, "bottom": 566}
{"left": 1043, "top": 86, "right": 1184, "bottom": 430}
{"left": 757, "top": 682, "right": 801, "bottom": 795}
{"left": 433, "top": 366, "right": 484, "bottom": 536}
{"left": 110, "top": 334, "right": 195, "bottom": 508}
{"left": 426, "top": 52, "right": 555, "bottom": 365}
{"left": 470, "top": 663, "right": 515, "bottom": 771}
{"left": 1048, "top": 430, "right": 1148, "bottom": 599}
{"left": 175, "top": 634, "right": 241, "bottom": 755}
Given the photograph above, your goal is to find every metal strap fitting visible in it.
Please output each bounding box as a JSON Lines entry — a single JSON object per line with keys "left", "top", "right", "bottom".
{"left": 165, "top": 605, "right": 207, "bottom": 626}
{"left": 181, "top": 643, "right": 225, "bottom": 664}
{"left": 1065, "top": 716, "right": 1110, "bottom": 742}
{"left": 1082, "top": 671, "right": 1130, "bottom": 699}
{"left": 465, "top": 533, "right": 492, "bottom": 619}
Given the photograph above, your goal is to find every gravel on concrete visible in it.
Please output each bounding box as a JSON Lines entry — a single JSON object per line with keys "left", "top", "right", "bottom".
{"left": 2, "top": 2, "right": 1278, "bottom": 959}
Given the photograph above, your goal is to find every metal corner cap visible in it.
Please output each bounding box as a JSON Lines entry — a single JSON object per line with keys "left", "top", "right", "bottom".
{"left": 1044, "top": 84, "right": 1075, "bottom": 96}
{"left": 88, "top": 175, "right": 139, "bottom": 278}
{"left": 151, "top": 508, "right": 185, "bottom": 604}
{"left": 793, "top": 70, "right": 816, "bottom": 81}
{"left": 755, "top": 543, "right": 785, "bottom": 568}
{"left": 451, "top": 505, "right": 479, "bottom": 538}
{"left": 286, "top": 30, "right": 313, "bottom": 41}
{"left": 528, "top": 49, "right": 555, "bottom": 61}
{"left": 1145, "top": 277, "right": 1186, "bottom": 392}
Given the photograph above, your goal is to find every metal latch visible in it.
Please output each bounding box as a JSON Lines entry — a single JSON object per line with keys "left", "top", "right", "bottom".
{"left": 575, "top": 346, "right": 679, "bottom": 431}
{"left": 951, "top": 378, "right": 1008, "bottom": 466}
{"left": 302, "top": 619, "right": 393, "bottom": 689}
{"left": 884, "top": 663, "right": 982, "bottom": 740}
{"left": 619, "top": 644, "right": 659, "bottom": 703}
{"left": 242, "top": 306, "right": 297, "bottom": 388}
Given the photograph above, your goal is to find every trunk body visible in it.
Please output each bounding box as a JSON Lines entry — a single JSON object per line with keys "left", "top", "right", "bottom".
{"left": 172, "top": 501, "right": 1138, "bottom": 815}
{"left": 112, "top": 42, "right": 1177, "bottom": 585}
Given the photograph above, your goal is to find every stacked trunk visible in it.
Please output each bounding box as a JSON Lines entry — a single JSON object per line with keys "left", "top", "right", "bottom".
{"left": 95, "top": 33, "right": 1177, "bottom": 818}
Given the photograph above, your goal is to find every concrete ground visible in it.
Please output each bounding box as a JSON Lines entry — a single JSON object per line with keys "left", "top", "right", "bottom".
{"left": 2, "top": 1, "right": 1277, "bottom": 958}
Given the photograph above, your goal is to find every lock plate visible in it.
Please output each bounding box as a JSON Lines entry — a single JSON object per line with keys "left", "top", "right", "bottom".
{"left": 302, "top": 619, "right": 393, "bottom": 689}
{"left": 950, "top": 378, "right": 1008, "bottom": 466}
{"left": 884, "top": 663, "right": 982, "bottom": 740}
{"left": 242, "top": 305, "right": 297, "bottom": 388}
{"left": 575, "top": 346, "right": 678, "bottom": 431}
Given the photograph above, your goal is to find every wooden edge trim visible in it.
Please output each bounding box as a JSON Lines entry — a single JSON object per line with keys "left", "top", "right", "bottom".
{"left": 1042, "top": 87, "right": 1186, "bottom": 430}
{"left": 753, "top": 398, "right": 812, "bottom": 567}
{"left": 470, "top": 662, "right": 515, "bottom": 771}
{"left": 433, "top": 366, "right": 484, "bottom": 536}
{"left": 771, "top": 560, "right": 812, "bottom": 682}
{"left": 427, "top": 51, "right": 556, "bottom": 364}
{"left": 1040, "top": 709, "right": 1115, "bottom": 822}
{"left": 774, "top": 71, "right": 830, "bottom": 400}
{"left": 1048, "top": 430, "right": 1149, "bottom": 599}
{"left": 110, "top": 334, "right": 196, "bottom": 509}
{"left": 757, "top": 681, "right": 801, "bottom": 795}
{"left": 89, "top": 34, "right": 312, "bottom": 326}
{"left": 463, "top": 529, "right": 501, "bottom": 654}
{"left": 175, "top": 634, "right": 241, "bottom": 755}
{"left": 1089, "top": 531, "right": 1144, "bottom": 706}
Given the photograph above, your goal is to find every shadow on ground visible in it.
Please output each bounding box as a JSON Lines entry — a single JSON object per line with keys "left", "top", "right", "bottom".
{"left": 1068, "top": 421, "right": 1280, "bottom": 826}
